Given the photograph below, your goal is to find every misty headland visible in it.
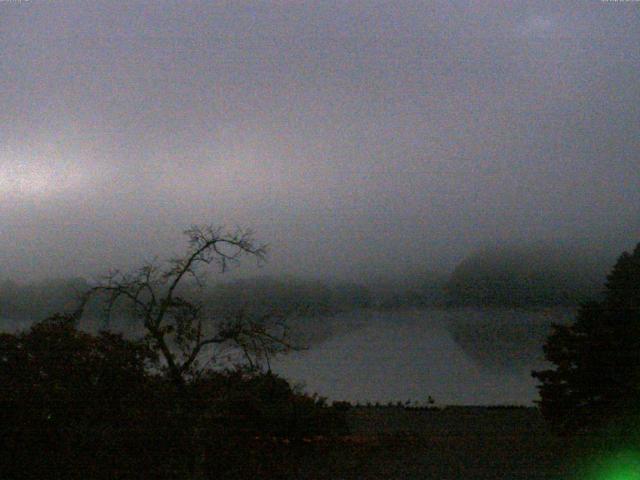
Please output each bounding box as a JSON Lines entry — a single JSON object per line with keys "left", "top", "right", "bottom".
{"left": 0, "top": 241, "right": 619, "bottom": 405}
{"left": 1, "top": 0, "right": 637, "bottom": 409}
{"left": 2, "top": 3, "right": 639, "bottom": 478}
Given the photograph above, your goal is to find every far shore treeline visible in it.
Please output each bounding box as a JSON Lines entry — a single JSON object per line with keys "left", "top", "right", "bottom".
{"left": 0, "top": 243, "right": 615, "bottom": 324}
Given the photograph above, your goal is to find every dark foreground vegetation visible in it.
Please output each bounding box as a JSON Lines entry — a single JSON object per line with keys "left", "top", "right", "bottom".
{"left": 0, "top": 226, "right": 348, "bottom": 479}
{"left": 0, "top": 314, "right": 348, "bottom": 479}
{"left": 0, "top": 319, "right": 630, "bottom": 480}
{"left": 534, "top": 242, "right": 640, "bottom": 437}
{"left": 0, "top": 314, "right": 571, "bottom": 480}
{"left": 325, "top": 405, "right": 566, "bottom": 480}
{"left": 0, "top": 320, "right": 570, "bottom": 480}
{"left": 1, "top": 230, "right": 638, "bottom": 479}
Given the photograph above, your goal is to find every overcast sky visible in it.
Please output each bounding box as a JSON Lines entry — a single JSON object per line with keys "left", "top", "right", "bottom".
{"left": 1, "top": 1, "right": 638, "bottom": 282}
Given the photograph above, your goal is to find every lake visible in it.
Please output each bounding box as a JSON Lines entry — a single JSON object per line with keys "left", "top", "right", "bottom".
{"left": 1, "top": 306, "right": 574, "bottom": 406}
{"left": 273, "top": 307, "right": 574, "bottom": 406}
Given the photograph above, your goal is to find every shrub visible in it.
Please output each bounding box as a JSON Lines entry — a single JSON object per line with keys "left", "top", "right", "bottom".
{"left": 0, "top": 317, "right": 349, "bottom": 479}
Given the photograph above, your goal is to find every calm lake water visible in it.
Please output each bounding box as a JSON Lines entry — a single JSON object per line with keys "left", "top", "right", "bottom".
{"left": 273, "top": 307, "right": 573, "bottom": 406}
{"left": 1, "top": 307, "right": 574, "bottom": 406}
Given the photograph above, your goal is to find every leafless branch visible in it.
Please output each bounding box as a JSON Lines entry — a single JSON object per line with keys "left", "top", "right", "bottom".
{"left": 74, "top": 224, "right": 283, "bottom": 386}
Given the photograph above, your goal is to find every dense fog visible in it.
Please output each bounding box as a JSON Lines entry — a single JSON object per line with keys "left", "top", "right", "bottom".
{"left": 1, "top": 0, "right": 638, "bottom": 408}
{"left": 2, "top": 3, "right": 639, "bottom": 478}
{"left": 1, "top": 2, "right": 638, "bottom": 283}
{"left": 0, "top": 242, "right": 616, "bottom": 404}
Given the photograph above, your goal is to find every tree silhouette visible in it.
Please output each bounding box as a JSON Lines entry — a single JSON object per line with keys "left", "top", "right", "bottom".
{"left": 77, "top": 225, "right": 294, "bottom": 387}
{"left": 1, "top": 314, "right": 342, "bottom": 479}
{"left": 532, "top": 243, "right": 640, "bottom": 435}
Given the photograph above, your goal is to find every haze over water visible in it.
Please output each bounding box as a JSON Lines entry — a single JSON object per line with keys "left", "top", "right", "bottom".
{"left": 0, "top": 305, "right": 567, "bottom": 405}
{"left": 274, "top": 308, "right": 567, "bottom": 406}
{"left": 1, "top": 1, "right": 638, "bottom": 408}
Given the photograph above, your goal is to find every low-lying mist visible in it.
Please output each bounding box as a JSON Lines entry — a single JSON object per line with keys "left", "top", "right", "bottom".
{"left": 0, "top": 241, "right": 622, "bottom": 404}
{"left": 273, "top": 308, "right": 574, "bottom": 405}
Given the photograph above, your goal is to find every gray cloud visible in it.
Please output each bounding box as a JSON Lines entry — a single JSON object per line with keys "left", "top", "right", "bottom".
{"left": 1, "top": 1, "right": 638, "bottom": 281}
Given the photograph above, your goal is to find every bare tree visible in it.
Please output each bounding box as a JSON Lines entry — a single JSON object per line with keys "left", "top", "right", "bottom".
{"left": 75, "top": 225, "right": 294, "bottom": 387}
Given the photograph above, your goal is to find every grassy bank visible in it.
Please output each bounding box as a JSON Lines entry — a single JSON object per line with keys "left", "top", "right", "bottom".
{"left": 294, "top": 406, "right": 567, "bottom": 480}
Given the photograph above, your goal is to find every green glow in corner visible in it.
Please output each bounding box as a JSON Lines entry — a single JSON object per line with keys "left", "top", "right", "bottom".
{"left": 585, "top": 451, "right": 640, "bottom": 480}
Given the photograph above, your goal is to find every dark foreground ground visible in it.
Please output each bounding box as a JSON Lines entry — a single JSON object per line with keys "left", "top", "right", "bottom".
{"left": 296, "top": 406, "right": 568, "bottom": 480}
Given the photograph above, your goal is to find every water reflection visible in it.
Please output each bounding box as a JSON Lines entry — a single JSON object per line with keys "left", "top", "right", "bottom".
{"left": 274, "top": 308, "right": 570, "bottom": 405}
{"left": 1, "top": 307, "right": 571, "bottom": 405}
